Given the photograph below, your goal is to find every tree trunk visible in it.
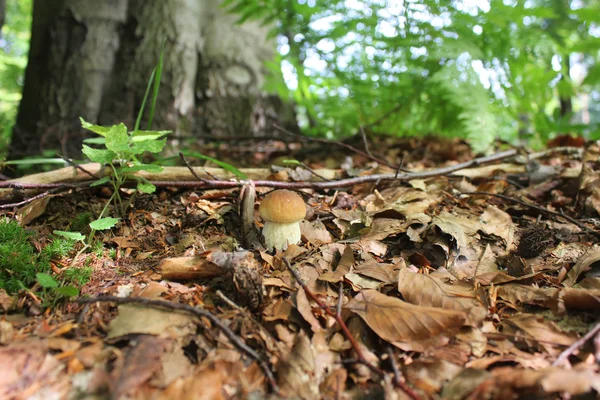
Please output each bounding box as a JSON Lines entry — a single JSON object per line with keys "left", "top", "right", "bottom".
{"left": 0, "top": 0, "right": 5, "bottom": 36}
{"left": 10, "top": 0, "right": 295, "bottom": 160}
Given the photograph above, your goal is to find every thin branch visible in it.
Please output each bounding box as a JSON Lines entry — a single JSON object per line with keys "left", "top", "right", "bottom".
{"left": 359, "top": 126, "right": 373, "bottom": 157}
{"left": 178, "top": 152, "right": 210, "bottom": 183}
{"left": 283, "top": 258, "right": 421, "bottom": 400}
{"left": 75, "top": 296, "right": 279, "bottom": 393}
{"left": 274, "top": 124, "right": 397, "bottom": 168}
{"left": 1, "top": 151, "right": 518, "bottom": 204}
{"left": 0, "top": 191, "right": 51, "bottom": 209}
{"left": 59, "top": 155, "right": 100, "bottom": 180}
{"left": 385, "top": 345, "right": 403, "bottom": 388}
{"left": 0, "top": 182, "right": 77, "bottom": 189}
{"left": 553, "top": 320, "right": 600, "bottom": 367}
{"left": 298, "top": 162, "right": 331, "bottom": 182}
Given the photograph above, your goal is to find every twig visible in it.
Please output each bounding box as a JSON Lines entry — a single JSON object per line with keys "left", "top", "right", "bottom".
{"left": 298, "top": 162, "right": 331, "bottom": 182}
{"left": 59, "top": 156, "right": 100, "bottom": 180}
{"left": 463, "top": 191, "right": 598, "bottom": 235}
{"left": 0, "top": 182, "right": 77, "bottom": 189}
{"left": 385, "top": 345, "right": 403, "bottom": 388}
{"left": 553, "top": 320, "right": 600, "bottom": 367}
{"left": 274, "top": 124, "right": 396, "bottom": 169}
{"left": 178, "top": 152, "right": 210, "bottom": 183}
{"left": 0, "top": 191, "right": 51, "bottom": 209}
{"left": 337, "top": 283, "right": 344, "bottom": 317}
{"left": 75, "top": 295, "right": 279, "bottom": 393}
{"left": 283, "top": 258, "right": 420, "bottom": 400}
{"left": 359, "top": 126, "right": 372, "bottom": 158}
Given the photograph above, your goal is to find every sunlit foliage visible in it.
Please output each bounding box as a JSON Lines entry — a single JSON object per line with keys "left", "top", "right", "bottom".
{"left": 225, "top": 0, "right": 600, "bottom": 151}
{"left": 0, "top": 0, "right": 32, "bottom": 154}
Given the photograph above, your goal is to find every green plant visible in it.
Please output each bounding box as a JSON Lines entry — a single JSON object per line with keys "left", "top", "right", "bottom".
{"left": 76, "top": 45, "right": 169, "bottom": 238}
{"left": 0, "top": 219, "right": 81, "bottom": 303}
{"left": 223, "top": 0, "right": 599, "bottom": 149}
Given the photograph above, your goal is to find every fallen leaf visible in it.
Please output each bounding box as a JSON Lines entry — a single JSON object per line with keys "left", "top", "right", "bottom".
{"left": 107, "top": 304, "right": 197, "bottom": 340}
{"left": 397, "top": 268, "right": 487, "bottom": 325}
{"left": 563, "top": 246, "right": 600, "bottom": 286}
{"left": 345, "top": 290, "right": 467, "bottom": 351}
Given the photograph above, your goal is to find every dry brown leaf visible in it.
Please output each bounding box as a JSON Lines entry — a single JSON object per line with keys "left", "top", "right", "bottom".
{"left": 495, "top": 284, "right": 558, "bottom": 309}
{"left": 112, "top": 336, "right": 166, "bottom": 398}
{"left": 360, "top": 218, "right": 409, "bottom": 241}
{"left": 353, "top": 261, "right": 399, "bottom": 284}
{"left": 432, "top": 211, "right": 480, "bottom": 245}
{"left": 345, "top": 290, "right": 467, "bottom": 351}
{"left": 563, "top": 246, "right": 600, "bottom": 286}
{"left": 479, "top": 205, "right": 515, "bottom": 249}
{"left": 500, "top": 313, "right": 578, "bottom": 355}
{"left": 107, "top": 304, "right": 197, "bottom": 340}
{"left": 277, "top": 333, "right": 319, "bottom": 399}
{"left": 559, "top": 286, "right": 600, "bottom": 310}
{"left": 300, "top": 219, "right": 334, "bottom": 245}
{"left": 295, "top": 287, "right": 322, "bottom": 332}
{"left": 364, "top": 186, "right": 438, "bottom": 216}
{"left": 319, "top": 245, "right": 354, "bottom": 283}
{"left": 397, "top": 268, "right": 487, "bottom": 325}
{"left": 490, "top": 366, "right": 600, "bottom": 396}
{"left": 403, "top": 360, "right": 463, "bottom": 395}
{"left": 16, "top": 196, "right": 52, "bottom": 225}
{"left": 441, "top": 367, "right": 490, "bottom": 400}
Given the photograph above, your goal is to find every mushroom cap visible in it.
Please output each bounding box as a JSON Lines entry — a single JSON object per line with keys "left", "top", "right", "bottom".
{"left": 259, "top": 190, "right": 306, "bottom": 224}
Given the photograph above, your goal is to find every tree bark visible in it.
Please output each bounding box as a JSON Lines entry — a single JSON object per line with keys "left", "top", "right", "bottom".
{"left": 10, "top": 0, "right": 296, "bottom": 160}
{"left": 0, "top": 0, "right": 6, "bottom": 36}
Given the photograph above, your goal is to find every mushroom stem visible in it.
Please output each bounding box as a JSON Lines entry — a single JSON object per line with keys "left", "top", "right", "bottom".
{"left": 262, "top": 221, "right": 301, "bottom": 250}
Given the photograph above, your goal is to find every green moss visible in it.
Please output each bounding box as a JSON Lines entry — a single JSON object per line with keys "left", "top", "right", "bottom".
{"left": 0, "top": 218, "right": 87, "bottom": 297}
{"left": 0, "top": 218, "right": 43, "bottom": 292}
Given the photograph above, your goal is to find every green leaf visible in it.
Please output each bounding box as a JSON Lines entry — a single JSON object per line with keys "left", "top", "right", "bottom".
{"left": 137, "top": 182, "right": 156, "bottom": 193}
{"left": 282, "top": 159, "right": 301, "bottom": 166}
{"left": 2, "top": 158, "right": 67, "bottom": 166}
{"left": 80, "top": 117, "right": 111, "bottom": 136}
{"left": 183, "top": 151, "right": 248, "bottom": 179}
{"left": 89, "top": 217, "right": 120, "bottom": 230}
{"left": 53, "top": 230, "right": 85, "bottom": 242}
{"left": 105, "top": 123, "right": 130, "bottom": 153}
{"left": 131, "top": 130, "right": 171, "bottom": 141}
{"left": 55, "top": 286, "right": 80, "bottom": 297}
{"left": 82, "top": 145, "right": 116, "bottom": 164}
{"left": 83, "top": 137, "right": 106, "bottom": 145}
{"left": 131, "top": 138, "right": 167, "bottom": 154}
{"left": 36, "top": 272, "right": 58, "bottom": 288}
{"left": 90, "top": 176, "right": 111, "bottom": 187}
{"left": 121, "top": 164, "right": 163, "bottom": 173}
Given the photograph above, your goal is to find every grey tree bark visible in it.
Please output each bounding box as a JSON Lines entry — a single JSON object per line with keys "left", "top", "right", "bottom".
{"left": 10, "top": 0, "right": 295, "bottom": 159}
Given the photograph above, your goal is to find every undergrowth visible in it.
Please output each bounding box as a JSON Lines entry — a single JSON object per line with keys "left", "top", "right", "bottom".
{"left": 0, "top": 218, "right": 90, "bottom": 303}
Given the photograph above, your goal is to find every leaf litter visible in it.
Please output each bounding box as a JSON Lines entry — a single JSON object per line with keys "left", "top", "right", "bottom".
{"left": 1, "top": 136, "right": 599, "bottom": 399}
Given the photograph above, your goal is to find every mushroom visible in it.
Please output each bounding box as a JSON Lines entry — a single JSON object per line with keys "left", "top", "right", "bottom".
{"left": 259, "top": 189, "right": 306, "bottom": 250}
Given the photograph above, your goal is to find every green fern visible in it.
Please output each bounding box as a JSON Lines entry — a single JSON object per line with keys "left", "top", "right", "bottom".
{"left": 430, "top": 64, "right": 498, "bottom": 153}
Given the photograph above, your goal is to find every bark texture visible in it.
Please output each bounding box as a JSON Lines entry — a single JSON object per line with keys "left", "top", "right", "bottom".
{"left": 11, "top": 0, "right": 295, "bottom": 159}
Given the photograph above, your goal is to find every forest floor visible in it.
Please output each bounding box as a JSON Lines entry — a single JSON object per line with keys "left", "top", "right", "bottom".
{"left": 0, "top": 135, "right": 599, "bottom": 399}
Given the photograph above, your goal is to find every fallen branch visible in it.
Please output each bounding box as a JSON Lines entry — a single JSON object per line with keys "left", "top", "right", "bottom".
{"left": 1, "top": 150, "right": 517, "bottom": 204}
{"left": 76, "top": 295, "right": 279, "bottom": 393}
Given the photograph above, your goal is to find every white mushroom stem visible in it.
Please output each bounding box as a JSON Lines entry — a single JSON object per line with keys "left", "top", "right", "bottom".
{"left": 262, "top": 221, "right": 301, "bottom": 250}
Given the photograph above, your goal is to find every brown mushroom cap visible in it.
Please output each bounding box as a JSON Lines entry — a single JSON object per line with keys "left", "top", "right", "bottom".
{"left": 259, "top": 190, "right": 306, "bottom": 223}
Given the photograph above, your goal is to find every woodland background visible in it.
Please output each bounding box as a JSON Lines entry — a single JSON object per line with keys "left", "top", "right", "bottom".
{"left": 0, "top": 0, "right": 599, "bottom": 160}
